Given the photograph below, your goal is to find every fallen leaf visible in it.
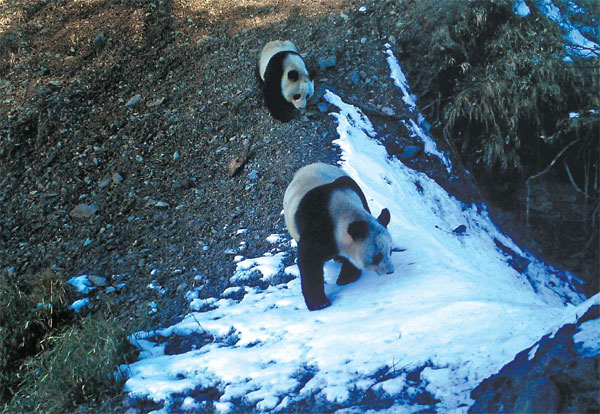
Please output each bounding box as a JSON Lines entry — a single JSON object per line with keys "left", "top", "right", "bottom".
{"left": 227, "top": 140, "right": 251, "bottom": 176}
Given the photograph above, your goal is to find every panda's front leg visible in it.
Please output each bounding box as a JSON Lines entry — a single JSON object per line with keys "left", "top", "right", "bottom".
{"left": 336, "top": 257, "right": 361, "bottom": 285}
{"left": 297, "top": 241, "right": 331, "bottom": 311}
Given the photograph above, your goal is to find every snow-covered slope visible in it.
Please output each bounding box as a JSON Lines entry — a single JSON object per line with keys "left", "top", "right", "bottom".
{"left": 121, "top": 46, "right": 588, "bottom": 413}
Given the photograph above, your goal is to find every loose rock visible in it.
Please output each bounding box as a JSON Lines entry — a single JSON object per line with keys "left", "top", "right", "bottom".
{"left": 70, "top": 203, "right": 99, "bottom": 218}
{"left": 319, "top": 56, "right": 337, "bottom": 71}
{"left": 126, "top": 95, "right": 142, "bottom": 107}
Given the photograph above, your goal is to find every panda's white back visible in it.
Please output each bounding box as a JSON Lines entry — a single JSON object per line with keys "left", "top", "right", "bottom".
{"left": 259, "top": 40, "right": 298, "bottom": 81}
{"left": 283, "top": 163, "right": 346, "bottom": 241}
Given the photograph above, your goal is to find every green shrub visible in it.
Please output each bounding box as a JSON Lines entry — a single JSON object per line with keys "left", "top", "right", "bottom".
{"left": 1, "top": 271, "right": 137, "bottom": 413}
{"left": 5, "top": 314, "right": 136, "bottom": 414}
{"left": 0, "top": 270, "right": 72, "bottom": 402}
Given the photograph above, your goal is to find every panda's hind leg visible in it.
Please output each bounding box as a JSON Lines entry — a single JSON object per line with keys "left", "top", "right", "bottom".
{"left": 336, "top": 257, "right": 361, "bottom": 285}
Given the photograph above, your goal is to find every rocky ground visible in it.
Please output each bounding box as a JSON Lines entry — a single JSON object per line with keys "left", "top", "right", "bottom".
{"left": 2, "top": 0, "right": 469, "bottom": 326}
{"left": 0, "top": 0, "right": 597, "bottom": 411}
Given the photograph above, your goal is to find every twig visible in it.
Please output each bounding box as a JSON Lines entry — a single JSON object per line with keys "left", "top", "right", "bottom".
{"left": 563, "top": 160, "right": 588, "bottom": 198}
{"left": 525, "top": 139, "right": 579, "bottom": 225}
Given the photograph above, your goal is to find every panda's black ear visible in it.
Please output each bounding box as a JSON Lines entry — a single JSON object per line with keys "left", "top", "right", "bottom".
{"left": 348, "top": 220, "right": 369, "bottom": 241}
{"left": 288, "top": 70, "right": 299, "bottom": 82}
{"left": 377, "top": 208, "right": 391, "bottom": 228}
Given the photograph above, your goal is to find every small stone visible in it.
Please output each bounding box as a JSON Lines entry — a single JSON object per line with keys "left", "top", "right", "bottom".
{"left": 350, "top": 70, "right": 360, "bottom": 85}
{"left": 93, "top": 32, "right": 105, "bottom": 54}
{"left": 70, "top": 203, "right": 99, "bottom": 218}
{"left": 248, "top": 170, "right": 259, "bottom": 180}
{"left": 453, "top": 225, "right": 467, "bottom": 234}
{"left": 147, "top": 96, "right": 165, "bottom": 107}
{"left": 173, "top": 151, "right": 180, "bottom": 160}
{"left": 99, "top": 176, "right": 112, "bottom": 189}
{"left": 126, "top": 94, "right": 142, "bottom": 107}
{"left": 396, "top": 145, "right": 422, "bottom": 161}
{"left": 317, "top": 103, "right": 329, "bottom": 113}
{"left": 154, "top": 201, "right": 169, "bottom": 209}
{"left": 381, "top": 106, "right": 395, "bottom": 116}
{"left": 319, "top": 56, "right": 337, "bottom": 71}
{"left": 112, "top": 172, "right": 123, "bottom": 184}
{"left": 88, "top": 275, "right": 108, "bottom": 287}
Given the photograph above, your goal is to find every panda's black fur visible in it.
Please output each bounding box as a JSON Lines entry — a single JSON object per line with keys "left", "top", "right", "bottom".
{"left": 284, "top": 163, "right": 395, "bottom": 311}
{"left": 259, "top": 50, "right": 301, "bottom": 123}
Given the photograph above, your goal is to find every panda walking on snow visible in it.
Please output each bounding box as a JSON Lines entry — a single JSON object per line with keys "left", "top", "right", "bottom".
{"left": 257, "top": 40, "right": 314, "bottom": 123}
{"left": 284, "top": 163, "right": 396, "bottom": 311}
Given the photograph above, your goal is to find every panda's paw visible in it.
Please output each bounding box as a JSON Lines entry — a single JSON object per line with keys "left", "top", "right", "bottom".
{"left": 337, "top": 261, "right": 361, "bottom": 285}
{"left": 307, "top": 298, "right": 331, "bottom": 311}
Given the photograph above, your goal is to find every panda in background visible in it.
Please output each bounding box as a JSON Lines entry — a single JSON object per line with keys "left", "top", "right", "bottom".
{"left": 257, "top": 40, "right": 314, "bottom": 123}
{"left": 284, "top": 163, "right": 396, "bottom": 311}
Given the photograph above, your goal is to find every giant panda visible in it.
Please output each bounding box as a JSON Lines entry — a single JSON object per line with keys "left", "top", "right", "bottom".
{"left": 257, "top": 40, "right": 314, "bottom": 123}
{"left": 283, "top": 163, "right": 395, "bottom": 311}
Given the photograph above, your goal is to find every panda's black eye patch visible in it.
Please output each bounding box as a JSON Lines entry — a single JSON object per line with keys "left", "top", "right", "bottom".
{"left": 373, "top": 253, "right": 383, "bottom": 265}
{"left": 288, "top": 70, "right": 299, "bottom": 81}
{"left": 293, "top": 94, "right": 301, "bottom": 100}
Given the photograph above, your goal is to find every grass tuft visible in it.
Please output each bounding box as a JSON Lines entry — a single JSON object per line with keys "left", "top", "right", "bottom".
{"left": 1, "top": 271, "right": 137, "bottom": 413}
{"left": 5, "top": 314, "right": 136, "bottom": 414}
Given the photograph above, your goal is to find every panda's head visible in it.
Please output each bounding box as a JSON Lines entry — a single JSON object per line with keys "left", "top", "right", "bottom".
{"left": 282, "top": 54, "right": 314, "bottom": 110}
{"left": 345, "top": 208, "right": 395, "bottom": 275}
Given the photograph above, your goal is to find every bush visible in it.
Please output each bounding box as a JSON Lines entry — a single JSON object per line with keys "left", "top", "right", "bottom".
{"left": 395, "top": 0, "right": 599, "bottom": 194}
{"left": 0, "top": 270, "right": 72, "bottom": 402}
{"left": 1, "top": 271, "right": 136, "bottom": 413}
{"left": 5, "top": 314, "right": 136, "bottom": 414}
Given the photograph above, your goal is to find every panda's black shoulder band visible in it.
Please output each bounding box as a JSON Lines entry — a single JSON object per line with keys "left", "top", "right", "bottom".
{"left": 331, "top": 176, "right": 371, "bottom": 213}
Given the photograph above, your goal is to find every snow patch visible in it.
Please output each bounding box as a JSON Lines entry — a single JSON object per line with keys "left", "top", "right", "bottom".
{"left": 69, "top": 297, "right": 90, "bottom": 312}
{"left": 574, "top": 318, "right": 600, "bottom": 357}
{"left": 230, "top": 251, "right": 288, "bottom": 284}
{"left": 68, "top": 275, "right": 95, "bottom": 294}
{"left": 383, "top": 45, "right": 452, "bottom": 173}
{"left": 513, "top": 0, "right": 531, "bottom": 17}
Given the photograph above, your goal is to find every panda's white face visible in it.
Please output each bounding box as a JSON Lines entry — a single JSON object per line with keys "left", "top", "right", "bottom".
{"left": 284, "top": 77, "right": 313, "bottom": 110}
{"left": 282, "top": 55, "right": 314, "bottom": 110}
{"left": 347, "top": 221, "right": 395, "bottom": 276}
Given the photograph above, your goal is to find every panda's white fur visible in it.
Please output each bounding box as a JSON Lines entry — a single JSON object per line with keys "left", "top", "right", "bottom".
{"left": 258, "top": 40, "right": 314, "bottom": 122}
{"left": 258, "top": 41, "right": 297, "bottom": 83}
{"left": 284, "top": 162, "right": 345, "bottom": 241}
{"left": 284, "top": 163, "right": 395, "bottom": 310}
